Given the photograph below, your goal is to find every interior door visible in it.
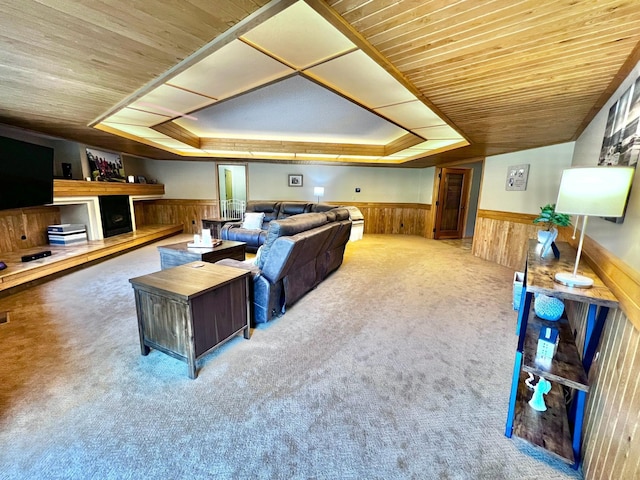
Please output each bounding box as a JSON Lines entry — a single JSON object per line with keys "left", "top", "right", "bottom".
{"left": 224, "top": 169, "right": 233, "bottom": 201}
{"left": 434, "top": 168, "right": 471, "bottom": 239}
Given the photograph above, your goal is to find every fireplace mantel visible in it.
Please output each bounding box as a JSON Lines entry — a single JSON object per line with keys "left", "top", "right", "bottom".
{"left": 54, "top": 179, "right": 164, "bottom": 197}
{"left": 51, "top": 180, "right": 165, "bottom": 240}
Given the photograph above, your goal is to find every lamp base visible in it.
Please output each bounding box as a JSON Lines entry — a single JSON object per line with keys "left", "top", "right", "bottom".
{"left": 554, "top": 271, "right": 594, "bottom": 288}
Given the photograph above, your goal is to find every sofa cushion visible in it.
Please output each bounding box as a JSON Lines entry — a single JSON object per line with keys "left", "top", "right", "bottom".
{"left": 257, "top": 212, "right": 328, "bottom": 269}
{"left": 277, "top": 202, "right": 310, "bottom": 219}
{"left": 242, "top": 212, "right": 264, "bottom": 230}
{"left": 309, "top": 203, "right": 335, "bottom": 213}
{"left": 246, "top": 201, "right": 281, "bottom": 225}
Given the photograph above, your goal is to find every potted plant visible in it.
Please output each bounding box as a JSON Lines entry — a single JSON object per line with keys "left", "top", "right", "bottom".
{"left": 533, "top": 203, "right": 571, "bottom": 245}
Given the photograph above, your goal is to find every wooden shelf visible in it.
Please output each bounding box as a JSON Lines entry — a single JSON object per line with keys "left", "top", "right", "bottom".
{"left": 54, "top": 179, "right": 164, "bottom": 197}
{"left": 513, "top": 371, "right": 574, "bottom": 465}
{"left": 0, "top": 224, "right": 182, "bottom": 292}
{"left": 522, "top": 312, "right": 589, "bottom": 392}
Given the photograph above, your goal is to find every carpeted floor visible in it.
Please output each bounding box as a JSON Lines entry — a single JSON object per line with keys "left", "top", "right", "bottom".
{"left": 0, "top": 234, "right": 582, "bottom": 479}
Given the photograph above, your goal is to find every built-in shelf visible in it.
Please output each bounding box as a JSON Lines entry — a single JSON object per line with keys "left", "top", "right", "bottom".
{"left": 0, "top": 224, "right": 182, "bottom": 293}
{"left": 54, "top": 179, "right": 164, "bottom": 197}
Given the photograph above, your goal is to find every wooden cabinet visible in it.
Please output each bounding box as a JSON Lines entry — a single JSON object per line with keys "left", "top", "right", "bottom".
{"left": 129, "top": 262, "right": 251, "bottom": 379}
{"left": 505, "top": 240, "right": 619, "bottom": 467}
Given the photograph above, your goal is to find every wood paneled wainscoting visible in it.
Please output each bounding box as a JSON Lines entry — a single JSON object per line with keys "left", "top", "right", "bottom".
{"left": 473, "top": 209, "right": 640, "bottom": 478}
{"left": 137, "top": 200, "right": 434, "bottom": 238}
{"left": 331, "top": 202, "right": 433, "bottom": 237}
{"left": 135, "top": 199, "right": 221, "bottom": 235}
{"left": 472, "top": 209, "right": 573, "bottom": 271}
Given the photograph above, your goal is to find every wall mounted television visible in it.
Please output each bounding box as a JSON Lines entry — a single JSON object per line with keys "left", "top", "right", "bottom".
{"left": 0, "top": 135, "right": 54, "bottom": 211}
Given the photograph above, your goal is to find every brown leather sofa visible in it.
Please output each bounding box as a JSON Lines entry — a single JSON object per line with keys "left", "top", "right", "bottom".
{"left": 220, "top": 201, "right": 336, "bottom": 252}
{"left": 217, "top": 207, "right": 352, "bottom": 324}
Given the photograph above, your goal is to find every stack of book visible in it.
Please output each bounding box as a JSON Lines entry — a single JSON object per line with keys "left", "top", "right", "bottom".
{"left": 48, "top": 224, "right": 88, "bottom": 245}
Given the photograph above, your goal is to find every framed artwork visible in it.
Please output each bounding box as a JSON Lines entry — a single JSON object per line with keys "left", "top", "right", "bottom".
{"left": 598, "top": 75, "right": 640, "bottom": 223}
{"left": 86, "top": 148, "right": 125, "bottom": 182}
{"left": 288, "top": 174, "right": 303, "bottom": 187}
{"left": 137, "top": 176, "right": 147, "bottom": 184}
{"left": 505, "top": 164, "right": 530, "bottom": 191}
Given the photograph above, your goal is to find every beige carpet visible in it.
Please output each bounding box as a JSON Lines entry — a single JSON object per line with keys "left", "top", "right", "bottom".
{"left": 0, "top": 234, "right": 582, "bottom": 479}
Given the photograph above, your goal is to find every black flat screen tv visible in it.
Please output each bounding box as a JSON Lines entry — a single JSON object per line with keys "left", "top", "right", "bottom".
{"left": 0, "top": 135, "right": 54, "bottom": 211}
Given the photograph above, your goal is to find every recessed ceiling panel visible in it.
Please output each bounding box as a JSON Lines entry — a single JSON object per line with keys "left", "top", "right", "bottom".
{"left": 129, "top": 85, "right": 214, "bottom": 119}
{"left": 175, "top": 76, "right": 406, "bottom": 144}
{"left": 306, "top": 50, "right": 415, "bottom": 109}
{"left": 375, "top": 101, "right": 445, "bottom": 130}
{"left": 242, "top": 1, "right": 356, "bottom": 69}
{"left": 168, "top": 40, "right": 294, "bottom": 101}
{"left": 101, "top": 123, "right": 175, "bottom": 139}
{"left": 413, "top": 125, "right": 463, "bottom": 140}
{"left": 104, "top": 108, "right": 171, "bottom": 127}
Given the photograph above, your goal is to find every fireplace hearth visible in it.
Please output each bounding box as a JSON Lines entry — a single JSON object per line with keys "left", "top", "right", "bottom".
{"left": 99, "top": 195, "right": 132, "bottom": 238}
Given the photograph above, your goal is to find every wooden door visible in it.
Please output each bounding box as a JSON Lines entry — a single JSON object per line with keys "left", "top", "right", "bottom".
{"left": 224, "top": 169, "right": 233, "bottom": 201}
{"left": 434, "top": 168, "right": 471, "bottom": 239}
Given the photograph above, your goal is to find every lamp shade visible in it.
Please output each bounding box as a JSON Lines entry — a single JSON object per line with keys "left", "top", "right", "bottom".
{"left": 314, "top": 187, "right": 325, "bottom": 197}
{"left": 555, "top": 166, "right": 634, "bottom": 217}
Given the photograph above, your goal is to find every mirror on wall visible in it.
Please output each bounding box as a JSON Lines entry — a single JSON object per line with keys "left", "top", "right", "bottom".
{"left": 217, "top": 164, "right": 247, "bottom": 218}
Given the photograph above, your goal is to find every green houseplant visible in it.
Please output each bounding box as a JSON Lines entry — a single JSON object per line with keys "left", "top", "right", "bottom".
{"left": 533, "top": 203, "right": 571, "bottom": 251}
{"left": 533, "top": 203, "right": 571, "bottom": 231}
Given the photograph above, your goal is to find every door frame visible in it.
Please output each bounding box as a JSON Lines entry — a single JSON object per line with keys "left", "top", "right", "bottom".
{"left": 430, "top": 165, "right": 475, "bottom": 239}
{"left": 216, "top": 162, "right": 248, "bottom": 214}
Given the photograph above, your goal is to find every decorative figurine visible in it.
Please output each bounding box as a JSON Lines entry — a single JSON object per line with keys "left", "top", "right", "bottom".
{"left": 526, "top": 375, "right": 552, "bottom": 412}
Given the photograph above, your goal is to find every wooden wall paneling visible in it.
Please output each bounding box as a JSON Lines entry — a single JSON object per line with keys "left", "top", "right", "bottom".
{"left": 340, "top": 202, "right": 431, "bottom": 236}
{"left": 133, "top": 202, "right": 146, "bottom": 227}
{"left": 138, "top": 199, "right": 220, "bottom": 234}
{"left": 0, "top": 206, "right": 60, "bottom": 254}
{"left": 472, "top": 210, "right": 573, "bottom": 271}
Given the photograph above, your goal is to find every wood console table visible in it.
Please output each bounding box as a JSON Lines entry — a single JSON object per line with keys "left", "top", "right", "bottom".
{"left": 129, "top": 262, "right": 251, "bottom": 379}
{"left": 505, "top": 240, "right": 619, "bottom": 467}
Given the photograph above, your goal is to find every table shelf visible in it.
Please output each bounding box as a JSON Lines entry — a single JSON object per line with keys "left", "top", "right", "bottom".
{"left": 513, "top": 371, "right": 574, "bottom": 464}
{"left": 522, "top": 312, "right": 589, "bottom": 392}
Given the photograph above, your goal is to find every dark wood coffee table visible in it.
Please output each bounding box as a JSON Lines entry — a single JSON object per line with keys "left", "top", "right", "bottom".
{"left": 157, "top": 240, "right": 245, "bottom": 270}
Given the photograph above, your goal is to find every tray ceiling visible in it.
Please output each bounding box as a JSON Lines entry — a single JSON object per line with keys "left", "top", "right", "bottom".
{"left": 1, "top": 0, "right": 640, "bottom": 167}
{"left": 93, "top": 0, "right": 467, "bottom": 164}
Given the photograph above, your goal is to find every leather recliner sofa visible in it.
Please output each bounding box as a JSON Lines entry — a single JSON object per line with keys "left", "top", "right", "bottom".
{"left": 220, "top": 201, "right": 336, "bottom": 253}
{"left": 217, "top": 207, "right": 352, "bottom": 324}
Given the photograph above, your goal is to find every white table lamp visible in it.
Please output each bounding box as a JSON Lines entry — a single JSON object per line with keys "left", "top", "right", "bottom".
{"left": 553, "top": 166, "right": 634, "bottom": 288}
{"left": 314, "top": 186, "right": 325, "bottom": 203}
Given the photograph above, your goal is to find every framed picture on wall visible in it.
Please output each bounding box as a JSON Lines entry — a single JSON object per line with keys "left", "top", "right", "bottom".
{"left": 288, "top": 174, "right": 303, "bottom": 187}
{"left": 86, "top": 148, "right": 125, "bottom": 182}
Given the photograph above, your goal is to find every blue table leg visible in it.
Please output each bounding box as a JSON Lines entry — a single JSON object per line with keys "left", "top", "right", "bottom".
{"left": 572, "top": 390, "right": 587, "bottom": 468}
{"left": 505, "top": 350, "right": 523, "bottom": 438}
{"left": 506, "top": 291, "right": 532, "bottom": 437}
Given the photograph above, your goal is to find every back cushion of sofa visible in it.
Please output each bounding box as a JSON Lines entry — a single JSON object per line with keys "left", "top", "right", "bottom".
{"left": 257, "top": 213, "right": 328, "bottom": 269}
{"left": 331, "top": 207, "right": 350, "bottom": 221}
{"left": 309, "top": 203, "right": 335, "bottom": 213}
{"left": 246, "top": 201, "right": 281, "bottom": 224}
{"left": 277, "top": 202, "right": 309, "bottom": 219}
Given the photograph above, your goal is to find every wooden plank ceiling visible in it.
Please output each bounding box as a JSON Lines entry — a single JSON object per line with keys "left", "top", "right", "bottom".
{"left": 1, "top": 0, "right": 640, "bottom": 167}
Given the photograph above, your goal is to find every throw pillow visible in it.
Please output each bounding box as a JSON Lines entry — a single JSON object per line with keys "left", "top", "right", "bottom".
{"left": 242, "top": 212, "right": 264, "bottom": 230}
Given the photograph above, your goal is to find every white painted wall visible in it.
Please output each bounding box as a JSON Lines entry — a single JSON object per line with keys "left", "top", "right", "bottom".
{"left": 479, "top": 143, "right": 575, "bottom": 214}
{"left": 572, "top": 60, "right": 640, "bottom": 271}
{"left": 248, "top": 162, "right": 435, "bottom": 203}
{"left": 126, "top": 158, "right": 218, "bottom": 199}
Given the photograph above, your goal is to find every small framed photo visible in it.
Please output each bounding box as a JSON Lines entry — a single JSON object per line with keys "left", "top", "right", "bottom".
{"left": 288, "top": 174, "right": 303, "bottom": 187}
{"left": 137, "top": 175, "right": 147, "bottom": 184}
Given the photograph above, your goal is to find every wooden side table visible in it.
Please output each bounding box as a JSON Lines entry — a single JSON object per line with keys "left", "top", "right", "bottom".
{"left": 202, "top": 217, "right": 241, "bottom": 238}
{"left": 505, "top": 240, "right": 619, "bottom": 467}
{"left": 129, "top": 262, "right": 251, "bottom": 379}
